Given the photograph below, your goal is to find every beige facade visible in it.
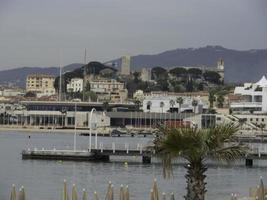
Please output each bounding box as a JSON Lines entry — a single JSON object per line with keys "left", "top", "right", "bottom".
{"left": 89, "top": 79, "right": 127, "bottom": 103}
{"left": 90, "top": 79, "right": 124, "bottom": 92}
{"left": 26, "top": 74, "right": 56, "bottom": 97}
{"left": 121, "top": 55, "right": 131, "bottom": 75}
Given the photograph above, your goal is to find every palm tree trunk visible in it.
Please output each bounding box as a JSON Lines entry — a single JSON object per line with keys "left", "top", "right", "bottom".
{"left": 184, "top": 160, "right": 207, "bottom": 200}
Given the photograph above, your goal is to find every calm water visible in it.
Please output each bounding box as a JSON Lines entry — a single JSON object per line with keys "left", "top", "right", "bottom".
{"left": 0, "top": 131, "right": 267, "bottom": 200}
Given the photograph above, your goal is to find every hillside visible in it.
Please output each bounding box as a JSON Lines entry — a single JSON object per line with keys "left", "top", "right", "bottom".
{"left": 0, "top": 63, "right": 83, "bottom": 88}
{"left": 111, "top": 46, "right": 267, "bottom": 83}
{"left": 2, "top": 45, "right": 267, "bottom": 87}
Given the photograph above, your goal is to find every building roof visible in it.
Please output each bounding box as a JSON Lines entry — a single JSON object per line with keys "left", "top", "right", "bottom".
{"left": 27, "top": 74, "right": 55, "bottom": 78}
{"left": 256, "top": 76, "right": 267, "bottom": 87}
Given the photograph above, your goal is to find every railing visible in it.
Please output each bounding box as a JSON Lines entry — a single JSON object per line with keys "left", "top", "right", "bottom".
{"left": 25, "top": 142, "right": 153, "bottom": 155}
{"left": 230, "top": 102, "right": 262, "bottom": 107}
{"left": 25, "top": 142, "right": 267, "bottom": 158}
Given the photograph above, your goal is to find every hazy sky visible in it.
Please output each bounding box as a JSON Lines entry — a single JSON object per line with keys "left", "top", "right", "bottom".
{"left": 0, "top": 0, "right": 266, "bottom": 69}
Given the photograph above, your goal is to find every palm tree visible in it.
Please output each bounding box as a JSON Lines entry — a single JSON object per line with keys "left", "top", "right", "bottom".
{"left": 147, "top": 101, "right": 152, "bottom": 112}
{"left": 208, "top": 90, "right": 216, "bottom": 109}
{"left": 160, "top": 102, "right": 165, "bottom": 125}
{"left": 134, "top": 100, "right": 141, "bottom": 111}
{"left": 176, "top": 97, "right": 184, "bottom": 113}
{"left": 169, "top": 99, "right": 175, "bottom": 112}
{"left": 216, "top": 93, "right": 225, "bottom": 108}
{"left": 191, "top": 99, "right": 198, "bottom": 113}
{"left": 102, "top": 101, "right": 109, "bottom": 112}
{"left": 160, "top": 101, "right": 165, "bottom": 113}
{"left": 152, "top": 124, "right": 246, "bottom": 200}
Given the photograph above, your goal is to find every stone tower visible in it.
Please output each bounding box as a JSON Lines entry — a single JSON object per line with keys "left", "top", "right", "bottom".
{"left": 217, "top": 59, "right": 225, "bottom": 83}
{"left": 121, "top": 56, "right": 131, "bottom": 75}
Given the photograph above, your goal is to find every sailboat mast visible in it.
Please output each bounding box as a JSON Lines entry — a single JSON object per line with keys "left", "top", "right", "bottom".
{"left": 83, "top": 48, "right": 87, "bottom": 101}
{"left": 59, "top": 51, "right": 62, "bottom": 101}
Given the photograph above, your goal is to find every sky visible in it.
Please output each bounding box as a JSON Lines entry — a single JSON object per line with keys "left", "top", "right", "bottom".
{"left": 0, "top": 0, "right": 266, "bottom": 69}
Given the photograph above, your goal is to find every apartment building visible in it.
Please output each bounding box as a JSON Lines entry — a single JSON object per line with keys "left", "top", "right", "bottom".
{"left": 90, "top": 79, "right": 128, "bottom": 103}
{"left": 26, "top": 74, "right": 56, "bottom": 97}
{"left": 67, "top": 78, "right": 83, "bottom": 92}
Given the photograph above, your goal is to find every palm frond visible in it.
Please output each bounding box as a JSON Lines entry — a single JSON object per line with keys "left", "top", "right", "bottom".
{"left": 211, "top": 144, "right": 248, "bottom": 162}
{"left": 205, "top": 123, "right": 238, "bottom": 150}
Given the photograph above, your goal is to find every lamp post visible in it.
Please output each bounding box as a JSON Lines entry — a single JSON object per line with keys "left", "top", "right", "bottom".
{"left": 88, "top": 108, "right": 96, "bottom": 152}
{"left": 74, "top": 102, "right": 77, "bottom": 151}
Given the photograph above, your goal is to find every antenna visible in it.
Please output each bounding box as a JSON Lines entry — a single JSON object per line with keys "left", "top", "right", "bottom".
{"left": 84, "top": 48, "right": 87, "bottom": 65}
{"left": 83, "top": 48, "right": 87, "bottom": 102}
{"left": 59, "top": 50, "right": 62, "bottom": 101}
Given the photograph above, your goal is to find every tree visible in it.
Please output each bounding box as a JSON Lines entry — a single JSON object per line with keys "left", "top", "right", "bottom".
{"left": 191, "top": 99, "right": 198, "bottom": 113}
{"left": 133, "top": 71, "right": 141, "bottom": 83}
{"left": 151, "top": 67, "right": 168, "bottom": 80}
{"left": 84, "top": 91, "right": 97, "bottom": 102}
{"left": 24, "top": 91, "right": 36, "bottom": 98}
{"left": 160, "top": 101, "right": 165, "bottom": 113}
{"left": 134, "top": 99, "right": 141, "bottom": 111}
{"left": 146, "top": 101, "right": 152, "bottom": 112}
{"left": 102, "top": 101, "right": 109, "bottom": 112}
{"left": 186, "top": 78, "right": 194, "bottom": 92}
{"left": 208, "top": 89, "right": 216, "bottom": 109}
{"left": 152, "top": 124, "right": 246, "bottom": 200}
{"left": 169, "top": 99, "right": 175, "bottom": 112}
{"left": 169, "top": 67, "right": 187, "bottom": 78}
{"left": 176, "top": 97, "right": 184, "bottom": 113}
{"left": 85, "top": 81, "right": 91, "bottom": 92}
{"left": 203, "top": 71, "right": 221, "bottom": 84}
{"left": 216, "top": 93, "right": 225, "bottom": 108}
{"left": 187, "top": 68, "right": 202, "bottom": 79}
{"left": 157, "top": 78, "right": 169, "bottom": 91}
{"left": 197, "top": 83, "right": 204, "bottom": 91}
{"left": 174, "top": 84, "right": 182, "bottom": 93}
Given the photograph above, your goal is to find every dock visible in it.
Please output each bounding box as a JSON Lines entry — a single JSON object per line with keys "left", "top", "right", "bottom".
{"left": 22, "top": 143, "right": 154, "bottom": 163}
{"left": 22, "top": 143, "right": 267, "bottom": 166}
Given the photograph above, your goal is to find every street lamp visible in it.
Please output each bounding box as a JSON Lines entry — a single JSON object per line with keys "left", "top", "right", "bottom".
{"left": 74, "top": 102, "right": 77, "bottom": 151}
{"left": 88, "top": 108, "right": 96, "bottom": 152}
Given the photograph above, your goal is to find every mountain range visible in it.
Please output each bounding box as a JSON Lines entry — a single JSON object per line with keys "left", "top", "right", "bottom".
{"left": 120, "top": 45, "right": 267, "bottom": 83}
{"left": 1, "top": 45, "right": 267, "bottom": 87}
{"left": 0, "top": 63, "right": 83, "bottom": 88}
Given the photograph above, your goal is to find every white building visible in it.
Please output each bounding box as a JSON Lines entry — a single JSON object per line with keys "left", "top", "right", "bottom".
{"left": 230, "top": 76, "right": 267, "bottom": 114}
{"left": 142, "top": 93, "right": 208, "bottom": 113}
{"left": 217, "top": 59, "right": 225, "bottom": 82}
{"left": 140, "top": 68, "right": 152, "bottom": 82}
{"left": 0, "top": 89, "right": 25, "bottom": 97}
{"left": 67, "top": 78, "right": 84, "bottom": 92}
{"left": 121, "top": 56, "right": 130, "bottom": 75}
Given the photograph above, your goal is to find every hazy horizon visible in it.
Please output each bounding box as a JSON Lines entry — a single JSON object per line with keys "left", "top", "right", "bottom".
{"left": 0, "top": 0, "right": 266, "bottom": 69}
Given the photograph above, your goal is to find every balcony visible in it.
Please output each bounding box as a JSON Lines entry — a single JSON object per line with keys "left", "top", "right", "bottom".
{"left": 230, "top": 102, "right": 262, "bottom": 108}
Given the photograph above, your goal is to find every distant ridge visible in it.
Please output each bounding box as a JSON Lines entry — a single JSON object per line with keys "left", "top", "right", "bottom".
{"left": 111, "top": 45, "right": 267, "bottom": 83}
{"left": 1, "top": 45, "right": 267, "bottom": 87}
{"left": 0, "top": 63, "right": 83, "bottom": 88}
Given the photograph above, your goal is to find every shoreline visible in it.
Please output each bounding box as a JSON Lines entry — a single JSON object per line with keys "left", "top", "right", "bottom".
{"left": 0, "top": 126, "right": 109, "bottom": 135}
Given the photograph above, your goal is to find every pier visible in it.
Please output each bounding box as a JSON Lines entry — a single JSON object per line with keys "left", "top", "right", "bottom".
{"left": 21, "top": 142, "right": 267, "bottom": 166}
{"left": 22, "top": 143, "right": 154, "bottom": 164}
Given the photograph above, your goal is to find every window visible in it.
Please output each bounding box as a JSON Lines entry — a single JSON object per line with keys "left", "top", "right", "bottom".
{"left": 262, "top": 118, "right": 264, "bottom": 122}
{"left": 256, "top": 118, "right": 258, "bottom": 122}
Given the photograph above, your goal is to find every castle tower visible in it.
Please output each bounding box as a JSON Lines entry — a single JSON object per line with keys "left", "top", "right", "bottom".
{"left": 121, "top": 56, "right": 131, "bottom": 75}
{"left": 217, "top": 59, "right": 225, "bottom": 83}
